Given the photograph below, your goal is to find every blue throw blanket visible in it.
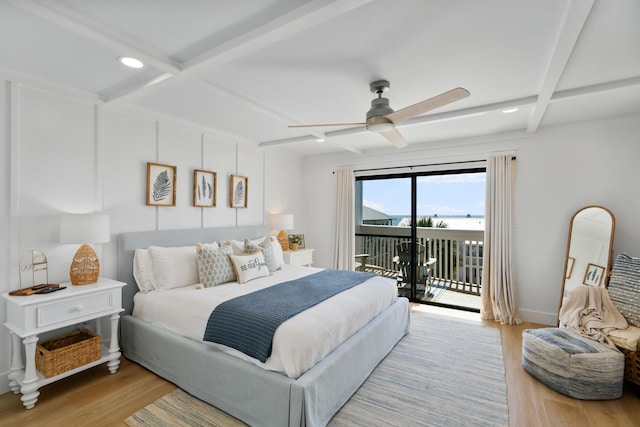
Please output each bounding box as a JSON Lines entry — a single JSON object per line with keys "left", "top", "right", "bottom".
{"left": 203, "top": 269, "right": 375, "bottom": 362}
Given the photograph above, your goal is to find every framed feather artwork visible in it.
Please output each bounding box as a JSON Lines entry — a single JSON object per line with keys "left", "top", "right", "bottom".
{"left": 230, "top": 174, "right": 248, "bottom": 208}
{"left": 146, "top": 162, "right": 177, "bottom": 206}
{"left": 194, "top": 169, "right": 216, "bottom": 207}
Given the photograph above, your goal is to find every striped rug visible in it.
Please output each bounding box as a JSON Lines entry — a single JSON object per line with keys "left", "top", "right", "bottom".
{"left": 125, "top": 312, "right": 508, "bottom": 426}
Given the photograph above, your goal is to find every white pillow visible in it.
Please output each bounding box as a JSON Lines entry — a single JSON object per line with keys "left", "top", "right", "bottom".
{"left": 133, "top": 248, "right": 157, "bottom": 293}
{"left": 270, "top": 236, "right": 285, "bottom": 268}
{"left": 243, "top": 238, "right": 278, "bottom": 273}
{"left": 229, "top": 252, "right": 271, "bottom": 284}
{"left": 149, "top": 245, "right": 199, "bottom": 291}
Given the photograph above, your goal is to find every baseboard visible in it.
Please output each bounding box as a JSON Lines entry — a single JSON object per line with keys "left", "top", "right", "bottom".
{"left": 519, "top": 309, "right": 558, "bottom": 326}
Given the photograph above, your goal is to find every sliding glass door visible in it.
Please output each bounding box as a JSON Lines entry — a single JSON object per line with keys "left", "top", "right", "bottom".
{"left": 355, "top": 168, "right": 486, "bottom": 311}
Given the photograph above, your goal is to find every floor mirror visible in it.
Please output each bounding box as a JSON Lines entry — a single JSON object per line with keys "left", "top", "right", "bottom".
{"left": 557, "top": 206, "right": 616, "bottom": 324}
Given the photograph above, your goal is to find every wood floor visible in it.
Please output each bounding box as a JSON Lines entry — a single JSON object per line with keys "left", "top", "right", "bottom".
{"left": 1, "top": 306, "right": 639, "bottom": 427}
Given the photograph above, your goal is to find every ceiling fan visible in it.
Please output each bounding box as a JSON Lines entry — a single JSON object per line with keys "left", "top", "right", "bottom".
{"left": 289, "top": 80, "right": 469, "bottom": 148}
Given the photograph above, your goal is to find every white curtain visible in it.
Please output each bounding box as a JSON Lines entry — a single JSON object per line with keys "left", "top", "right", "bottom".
{"left": 481, "top": 155, "right": 521, "bottom": 325}
{"left": 333, "top": 167, "right": 355, "bottom": 270}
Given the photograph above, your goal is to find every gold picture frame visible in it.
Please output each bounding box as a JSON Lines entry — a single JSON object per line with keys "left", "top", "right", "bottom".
{"left": 230, "top": 175, "right": 248, "bottom": 208}
{"left": 146, "top": 162, "right": 176, "bottom": 206}
{"left": 583, "top": 263, "right": 605, "bottom": 286}
{"left": 193, "top": 169, "right": 217, "bottom": 208}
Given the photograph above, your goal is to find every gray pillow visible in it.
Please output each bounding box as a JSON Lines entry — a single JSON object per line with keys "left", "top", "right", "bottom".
{"left": 197, "top": 243, "right": 236, "bottom": 286}
{"left": 608, "top": 253, "right": 640, "bottom": 327}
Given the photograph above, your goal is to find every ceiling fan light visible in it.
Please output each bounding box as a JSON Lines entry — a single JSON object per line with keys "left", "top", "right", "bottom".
{"left": 366, "top": 121, "right": 395, "bottom": 133}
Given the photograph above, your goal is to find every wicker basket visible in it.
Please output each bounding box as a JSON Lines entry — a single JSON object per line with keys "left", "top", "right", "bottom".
{"left": 621, "top": 348, "right": 640, "bottom": 386}
{"left": 36, "top": 329, "right": 101, "bottom": 378}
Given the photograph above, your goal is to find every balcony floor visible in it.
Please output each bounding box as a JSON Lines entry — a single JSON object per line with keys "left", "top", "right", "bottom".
{"left": 395, "top": 278, "right": 481, "bottom": 311}
{"left": 436, "top": 287, "right": 481, "bottom": 310}
{"left": 360, "top": 264, "right": 481, "bottom": 311}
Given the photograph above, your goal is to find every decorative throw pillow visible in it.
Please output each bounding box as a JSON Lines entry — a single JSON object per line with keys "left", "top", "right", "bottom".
{"left": 197, "top": 243, "right": 236, "bottom": 287}
{"left": 229, "top": 252, "right": 271, "bottom": 284}
{"left": 230, "top": 237, "right": 266, "bottom": 252}
{"left": 133, "top": 248, "right": 157, "bottom": 292}
{"left": 608, "top": 253, "right": 640, "bottom": 327}
{"left": 149, "top": 245, "right": 199, "bottom": 291}
{"left": 243, "top": 238, "right": 278, "bottom": 273}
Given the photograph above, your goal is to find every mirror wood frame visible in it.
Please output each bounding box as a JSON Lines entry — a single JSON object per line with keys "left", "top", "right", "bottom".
{"left": 557, "top": 205, "right": 616, "bottom": 325}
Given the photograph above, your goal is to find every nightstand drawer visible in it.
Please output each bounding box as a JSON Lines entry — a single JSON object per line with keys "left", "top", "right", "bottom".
{"left": 37, "top": 290, "right": 115, "bottom": 328}
{"left": 293, "top": 251, "right": 313, "bottom": 265}
{"left": 284, "top": 248, "right": 314, "bottom": 266}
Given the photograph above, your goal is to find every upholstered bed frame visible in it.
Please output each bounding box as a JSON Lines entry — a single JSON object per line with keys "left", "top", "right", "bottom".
{"left": 117, "top": 225, "right": 410, "bottom": 426}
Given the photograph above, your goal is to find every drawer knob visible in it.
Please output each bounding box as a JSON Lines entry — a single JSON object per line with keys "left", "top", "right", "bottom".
{"left": 70, "top": 305, "right": 84, "bottom": 312}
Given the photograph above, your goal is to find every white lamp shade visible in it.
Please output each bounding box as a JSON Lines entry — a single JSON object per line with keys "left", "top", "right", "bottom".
{"left": 269, "top": 214, "right": 294, "bottom": 231}
{"left": 60, "top": 214, "right": 110, "bottom": 244}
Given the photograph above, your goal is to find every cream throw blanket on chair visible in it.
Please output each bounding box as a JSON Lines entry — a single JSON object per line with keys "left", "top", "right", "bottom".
{"left": 559, "top": 284, "right": 628, "bottom": 349}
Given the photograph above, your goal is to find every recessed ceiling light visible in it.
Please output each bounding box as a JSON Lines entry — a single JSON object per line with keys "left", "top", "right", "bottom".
{"left": 502, "top": 108, "right": 519, "bottom": 114}
{"left": 316, "top": 138, "right": 325, "bottom": 142}
{"left": 118, "top": 56, "right": 144, "bottom": 69}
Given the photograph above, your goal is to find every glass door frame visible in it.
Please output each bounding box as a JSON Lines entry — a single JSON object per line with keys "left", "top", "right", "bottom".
{"left": 355, "top": 167, "right": 485, "bottom": 307}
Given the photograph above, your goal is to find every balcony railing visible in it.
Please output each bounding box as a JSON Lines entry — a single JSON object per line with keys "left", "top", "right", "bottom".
{"left": 356, "top": 225, "right": 484, "bottom": 296}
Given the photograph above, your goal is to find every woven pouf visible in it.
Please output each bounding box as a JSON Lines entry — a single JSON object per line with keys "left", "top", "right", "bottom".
{"left": 522, "top": 328, "right": 625, "bottom": 400}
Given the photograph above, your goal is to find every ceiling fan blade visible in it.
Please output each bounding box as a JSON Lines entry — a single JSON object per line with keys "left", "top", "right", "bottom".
{"left": 288, "top": 122, "right": 366, "bottom": 128}
{"left": 385, "top": 87, "right": 470, "bottom": 125}
{"left": 380, "top": 127, "right": 408, "bottom": 149}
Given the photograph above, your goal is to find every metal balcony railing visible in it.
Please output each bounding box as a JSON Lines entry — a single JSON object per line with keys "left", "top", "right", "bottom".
{"left": 355, "top": 225, "right": 484, "bottom": 296}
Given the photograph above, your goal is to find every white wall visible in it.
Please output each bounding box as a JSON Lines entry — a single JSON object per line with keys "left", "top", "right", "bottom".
{"left": 2, "top": 72, "right": 638, "bottom": 395}
{"left": 0, "top": 79, "right": 304, "bottom": 394}
{"left": 302, "top": 115, "right": 640, "bottom": 326}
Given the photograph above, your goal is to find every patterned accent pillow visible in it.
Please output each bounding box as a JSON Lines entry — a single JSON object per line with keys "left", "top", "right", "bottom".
{"left": 608, "top": 253, "right": 640, "bottom": 327}
{"left": 230, "top": 237, "right": 266, "bottom": 253}
{"left": 229, "top": 252, "right": 271, "bottom": 284}
{"left": 196, "top": 243, "right": 236, "bottom": 287}
{"left": 244, "top": 238, "right": 278, "bottom": 273}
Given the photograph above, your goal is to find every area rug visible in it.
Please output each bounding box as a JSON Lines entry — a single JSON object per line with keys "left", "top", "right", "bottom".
{"left": 125, "top": 312, "right": 509, "bottom": 427}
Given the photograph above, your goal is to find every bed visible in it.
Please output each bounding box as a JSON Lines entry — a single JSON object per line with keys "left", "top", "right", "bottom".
{"left": 117, "top": 225, "right": 410, "bottom": 426}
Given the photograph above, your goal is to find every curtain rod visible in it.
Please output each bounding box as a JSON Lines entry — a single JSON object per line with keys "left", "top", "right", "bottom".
{"left": 332, "top": 156, "right": 516, "bottom": 174}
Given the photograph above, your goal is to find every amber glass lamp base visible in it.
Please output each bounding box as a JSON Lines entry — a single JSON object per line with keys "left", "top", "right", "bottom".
{"left": 277, "top": 230, "right": 289, "bottom": 251}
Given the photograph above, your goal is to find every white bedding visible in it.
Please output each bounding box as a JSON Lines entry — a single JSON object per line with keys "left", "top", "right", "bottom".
{"left": 133, "top": 265, "right": 398, "bottom": 378}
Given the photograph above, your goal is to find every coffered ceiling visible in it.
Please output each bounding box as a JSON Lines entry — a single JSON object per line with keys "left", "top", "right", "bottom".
{"left": 1, "top": 0, "right": 639, "bottom": 155}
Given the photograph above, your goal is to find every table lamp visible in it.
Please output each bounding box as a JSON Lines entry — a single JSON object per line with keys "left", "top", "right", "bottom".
{"left": 269, "top": 214, "right": 293, "bottom": 251}
{"left": 59, "top": 214, "right": 110, "bottom": 285}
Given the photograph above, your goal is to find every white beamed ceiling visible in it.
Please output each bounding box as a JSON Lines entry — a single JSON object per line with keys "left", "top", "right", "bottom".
{"left": 1, "top": 0, "right": 639, "bottom": 155}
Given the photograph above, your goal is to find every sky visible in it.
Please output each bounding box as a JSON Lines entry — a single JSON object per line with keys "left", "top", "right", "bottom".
{"left": 362, "top": 172, "right": 486, "bottom": 217}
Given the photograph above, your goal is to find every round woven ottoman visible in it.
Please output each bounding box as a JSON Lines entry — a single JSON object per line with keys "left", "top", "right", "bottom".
{"left": 522, "top": 328, "right": 624, "bottom": 400}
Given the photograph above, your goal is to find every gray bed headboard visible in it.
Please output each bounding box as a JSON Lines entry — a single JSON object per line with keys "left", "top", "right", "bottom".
{"left": 117, "top": 225, "right": 270, "bottom": 314}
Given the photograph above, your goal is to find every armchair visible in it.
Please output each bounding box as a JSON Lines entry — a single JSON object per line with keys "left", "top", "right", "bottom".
{"left": 394, "top": 242, "right": 436, "bottom": 297}
{"left": 354, "top": 254, "right": 369, "bottom": 272}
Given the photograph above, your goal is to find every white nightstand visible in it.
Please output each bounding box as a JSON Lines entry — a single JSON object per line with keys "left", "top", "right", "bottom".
{"left": 283, "top": 248, "right": 314, "bottom": 266}
{"left": 2, "top": 277, "right": 126, "bottom": 409}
